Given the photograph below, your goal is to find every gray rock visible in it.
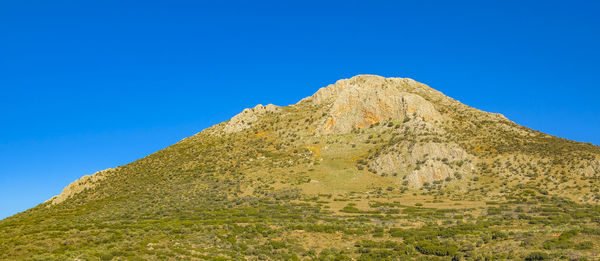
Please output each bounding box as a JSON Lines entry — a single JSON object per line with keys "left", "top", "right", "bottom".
{"left": 370, "top": 141, "right": 474, "bottom": 188}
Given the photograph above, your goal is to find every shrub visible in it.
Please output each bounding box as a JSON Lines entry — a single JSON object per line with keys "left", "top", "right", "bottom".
{"left": 576, "top": 241, "right": 594, "bottom": 250}
{"left": 414, "top": 241, "right": 458, "bottom": 256}
{"left": 525, "top": 252, "right": 549, "bottom": 260}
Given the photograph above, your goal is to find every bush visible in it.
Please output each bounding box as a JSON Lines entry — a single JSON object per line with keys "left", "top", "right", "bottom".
{"left": 99, "top": 253, "right": 114, "bottom": 261}
{"left": 525, "top": 252, "right": 549, "bottom": 260}
{"left": 576, "top": 241, "right": 594, "bottom": 250}
{"left": 415, "top": 241, "right": 458, "bottom": 256}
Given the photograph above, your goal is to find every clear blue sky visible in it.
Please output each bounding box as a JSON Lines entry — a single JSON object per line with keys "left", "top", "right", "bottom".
{"left": 1, "top": 1, "right": 599, "bottom": 219}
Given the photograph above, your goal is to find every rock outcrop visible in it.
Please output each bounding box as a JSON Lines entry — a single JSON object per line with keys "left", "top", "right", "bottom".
{"left": 370, "top": 141, "right": 474, "bottom": 188}
{"left": 304, "top": 75, "right": 443, "bottom": 134}
{"left": 222, "top": 104, "right": 280, "bottom": 133}
{"left": 584, "top": 159, "right": 600, "bottom": 177}
{"left": 46, "top": 168, "right": 114, "bottom": 205}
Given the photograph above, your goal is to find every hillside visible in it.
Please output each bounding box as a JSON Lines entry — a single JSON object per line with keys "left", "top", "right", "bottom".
{"left": 1, "top": 75, "right": 600, "bottom": 260}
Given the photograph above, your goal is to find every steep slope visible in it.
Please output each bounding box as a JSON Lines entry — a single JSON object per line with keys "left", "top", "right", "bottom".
{"left": 1, "top": 75, "right": 599, "bottom": 260}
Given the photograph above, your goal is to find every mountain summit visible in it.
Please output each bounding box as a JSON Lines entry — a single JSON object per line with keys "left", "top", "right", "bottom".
{"left": 2, "top": 75, "right": 600, "bottom": 260}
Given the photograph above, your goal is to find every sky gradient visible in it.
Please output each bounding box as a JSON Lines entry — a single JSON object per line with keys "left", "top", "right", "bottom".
{"left": 1, "top": 0, "right": 599, "bottom": 219}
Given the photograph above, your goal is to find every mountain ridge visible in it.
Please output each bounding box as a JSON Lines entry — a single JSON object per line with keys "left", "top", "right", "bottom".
{"left": 2, "top": 75, "right": 600, "bottom": 260}
{"left": 44, "top": 74, "right": 600, "bottom": 207}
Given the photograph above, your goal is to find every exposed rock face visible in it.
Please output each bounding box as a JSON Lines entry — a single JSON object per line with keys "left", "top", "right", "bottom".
{"left": 370, "top": 141, "right": 474, "bottom": 188}
{"left": 305, "top": 75, "right": 443, "bottom": 134}
{"left": 46, "top": 168, "right": 114, "bottom": 205}
{"left": 584, "top": 159, "right": 600, "bottom": 177}
{"left": 222, "top": 104, "right": 280, "bottom": 133}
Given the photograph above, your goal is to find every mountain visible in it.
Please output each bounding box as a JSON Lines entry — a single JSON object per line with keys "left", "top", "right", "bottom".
{"left": 2, "top": 75, "right": 599, "bottom": 260}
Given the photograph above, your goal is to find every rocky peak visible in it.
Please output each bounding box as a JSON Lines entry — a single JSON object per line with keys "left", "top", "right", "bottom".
{"left": 303, "top": 75, "right": 444, "bottom": 134}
